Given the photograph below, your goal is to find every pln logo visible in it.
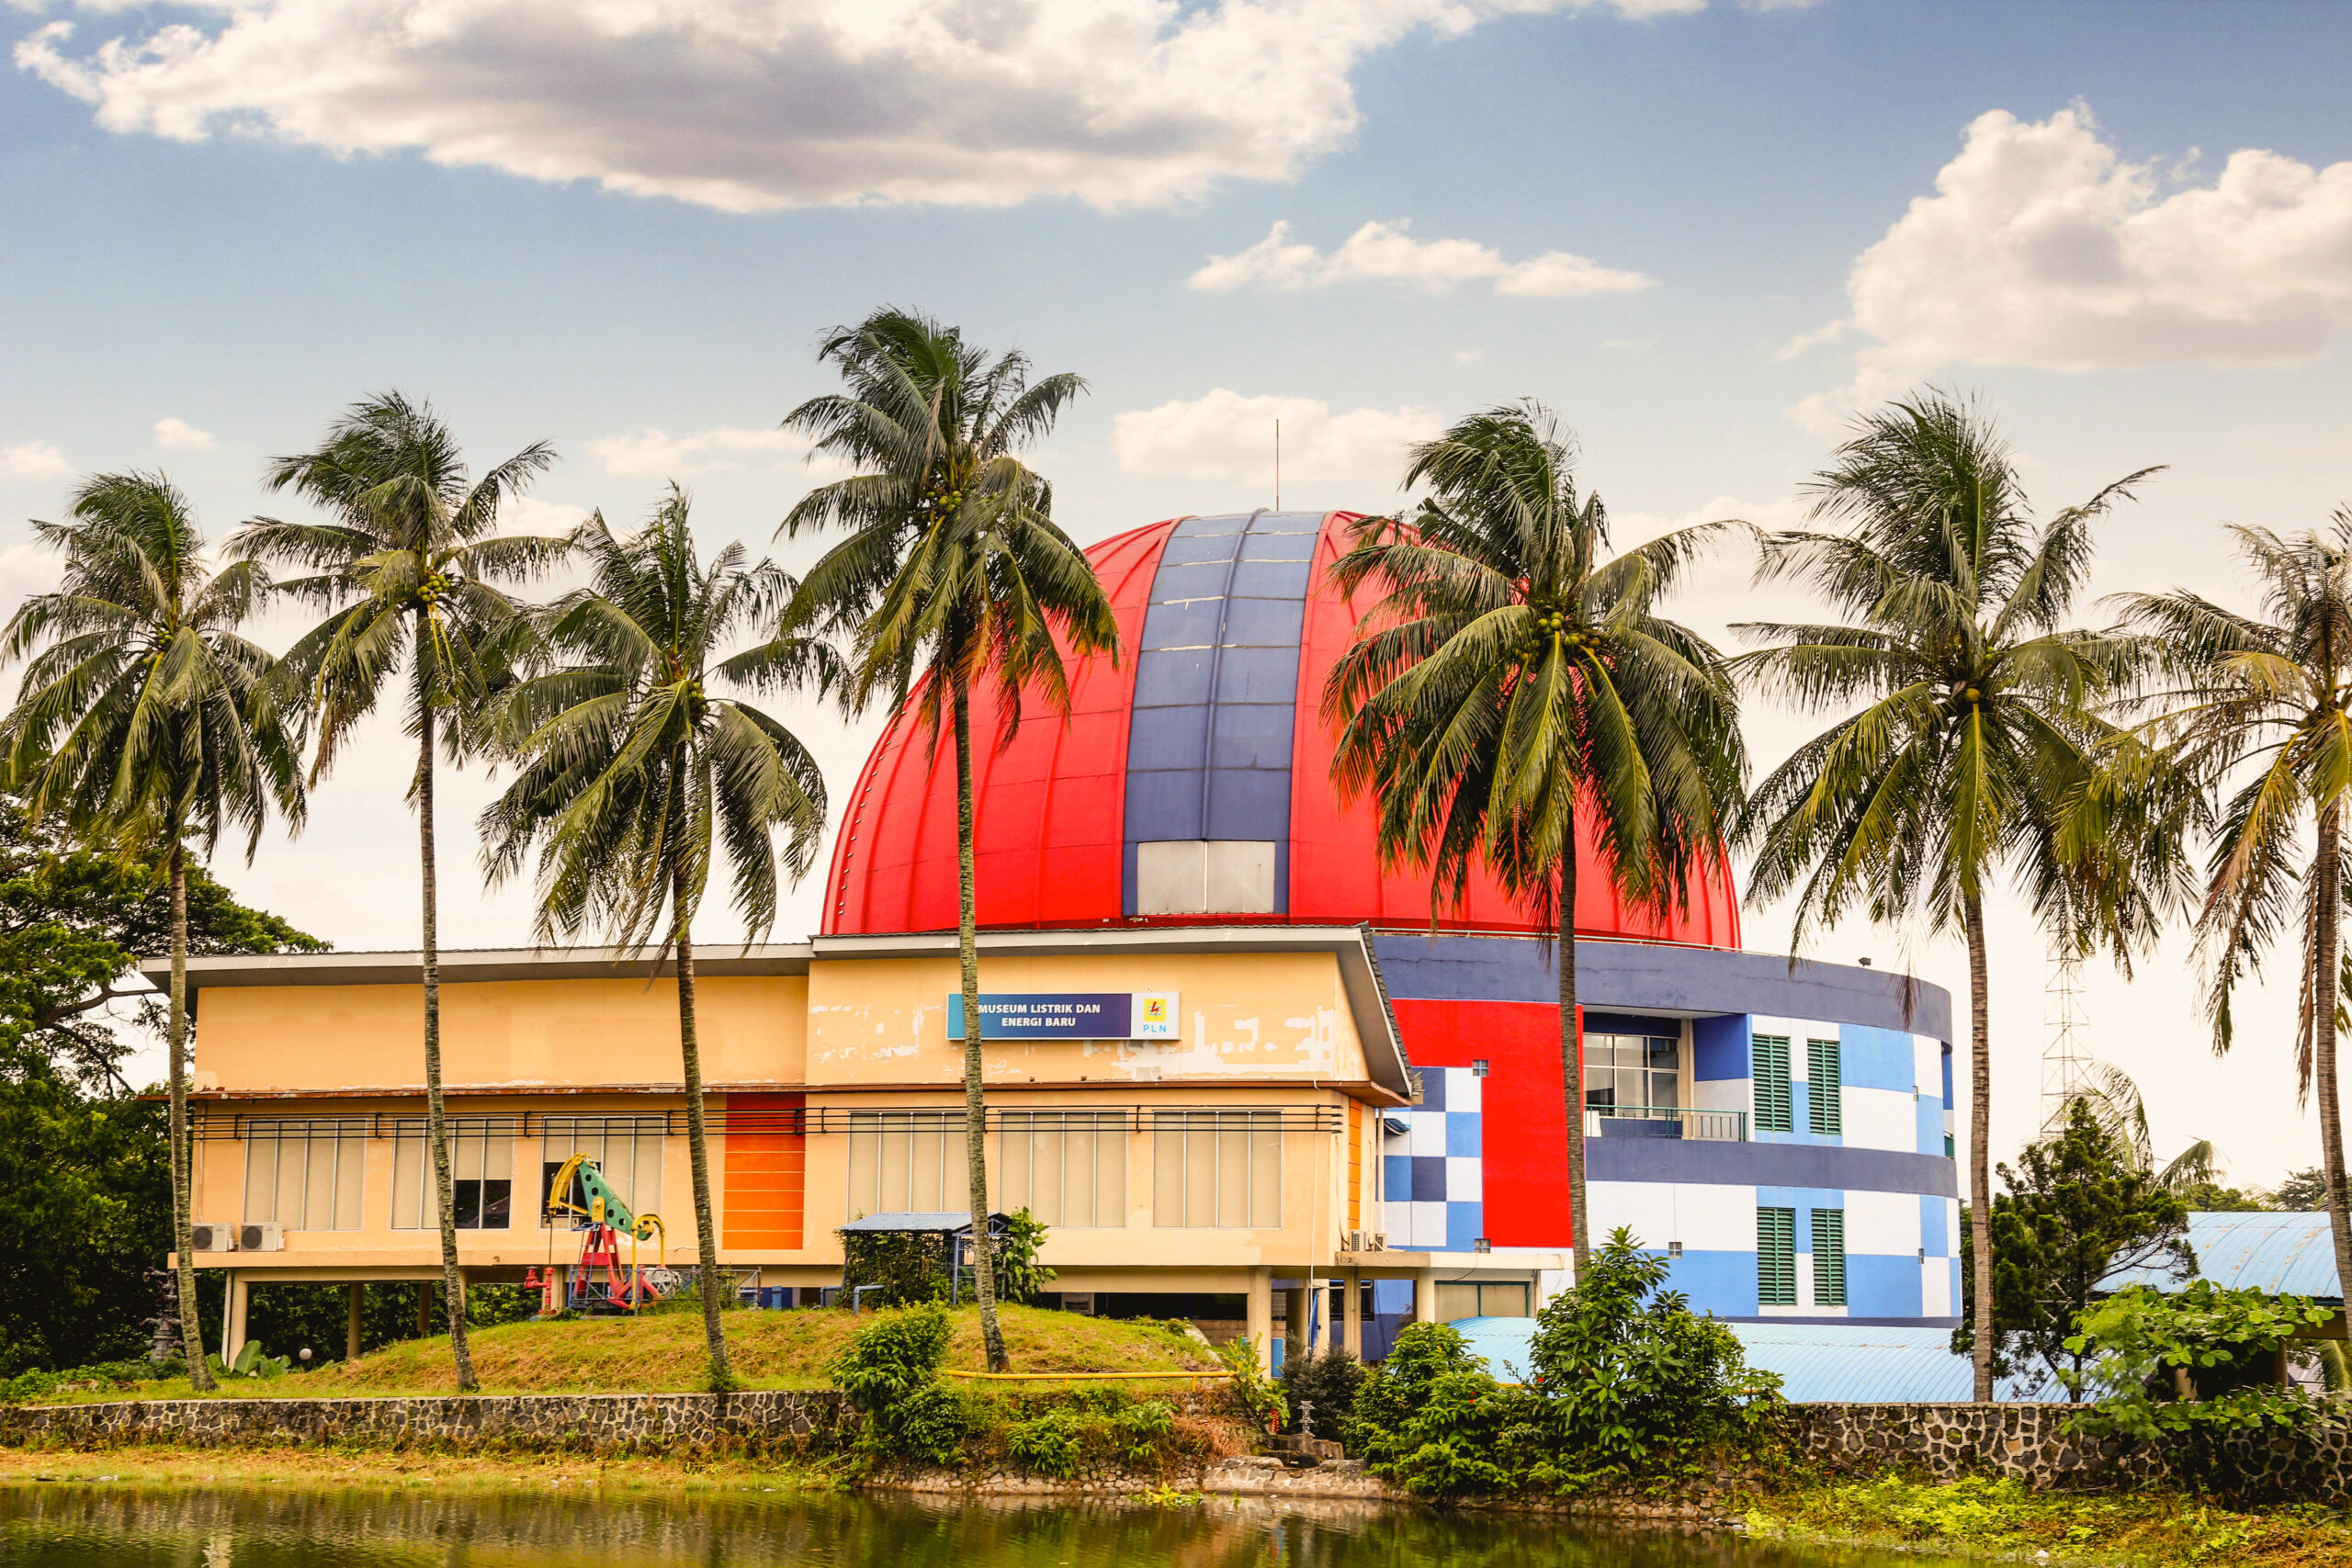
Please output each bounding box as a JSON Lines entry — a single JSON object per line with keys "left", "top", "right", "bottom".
{"left": 1132, "top": 992, "right": 1179, "bottom": 1039}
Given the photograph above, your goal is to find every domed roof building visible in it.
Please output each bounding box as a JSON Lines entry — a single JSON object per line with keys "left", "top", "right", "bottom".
{"left": 822, "top": 509, "right": 1741, "bottom": 943}
{"left": 825, "top": 510, "right": 1964, "bottom": 1338}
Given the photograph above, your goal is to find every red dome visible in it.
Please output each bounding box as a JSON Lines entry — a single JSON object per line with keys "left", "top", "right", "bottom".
{"left": 820, "top": 511, "right": 1740, "bottom": 946}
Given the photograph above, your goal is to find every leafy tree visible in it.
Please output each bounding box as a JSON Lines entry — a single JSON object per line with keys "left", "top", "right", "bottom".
{"left": 233, "top": 391, "right": 561, "bottom": 1392}
{"left": 0, "top": 793, "right": 322, "bottom": 1374}
{"left": 779, "top": 308, "right": 1117, "bottom": 1371}
{"left": 2115, "top": 511, "right": 2352, "bottom": 1314}
{"left": 1952, "top": 1099, "right": 2192, "bottom": 1397}
{"left": 1733, "top": 392, "right": 2164, "bottom": 1399}
{"left": 0, "top": 472, "right": 304, "bottom": 1393}
{"left": 481, "top": 493, "right": 829, "bottom": 1390}
{"left": 1323, "top": 404, "right": 1744, "bottom": 1280}
{"left": 2271, "top": 1167, "right": 2329, "bottom": 1211}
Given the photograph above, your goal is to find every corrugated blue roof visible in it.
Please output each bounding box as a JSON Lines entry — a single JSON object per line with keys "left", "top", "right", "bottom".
{"left": 2105, "top": 1211, "right": 2343, "bottom": 1302}
{"left": 1451, "top": 1317, "right": 2061, "bottom": 1403}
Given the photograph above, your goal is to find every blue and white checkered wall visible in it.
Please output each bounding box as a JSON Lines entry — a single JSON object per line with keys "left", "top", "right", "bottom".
{"left": 1381, "top": 1065, "right": 1486, "bottom": 1252}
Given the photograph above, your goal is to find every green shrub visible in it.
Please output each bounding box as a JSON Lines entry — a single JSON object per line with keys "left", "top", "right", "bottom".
{"left": 1006, "top": 1407, "right": 1089, "bottom": 1477}
{"left": 830, "top": 1303, "right": 967, "bottom": 1464}
{"left": 995, "top": 1209, "right": 1057, "bottom": 1303}
{"left": 1346, "top": 1230, "right": 1781, "bottom": 1499}
{"left": 2064, "top": 1280, "right": 2335, "bottom": 1493}
{"left": 1277, "top": 1345, "right": 1363, "bottom": 1440}
{"left": 1213, "top": 1335, "right": 1287, "bottom": 1432}
{"left": 1113, "top": 1399, "right": 1177, "bottom": 1468}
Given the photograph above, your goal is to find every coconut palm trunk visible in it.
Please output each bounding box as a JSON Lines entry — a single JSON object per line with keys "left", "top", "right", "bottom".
{"left": 670, "top": 766, "right": 733, "bottom": 1386}
{"left": 165, "top": 834, "right": 216, "bottom": 1391}
{"left": 954, "top": 669, "right": 1008, "bottom": 1370}
{"left": 2317, "top": 804, "right": 2352, "bottom": 1298}
{"left": 417, "top": 697, "right": 474, "bottom": 1388}
{"left": 1559, "top": 856, "right": 1589, "bottom": 1283}
{"left": 1963, "top": 890, "right": 1995, "bottom": 1402}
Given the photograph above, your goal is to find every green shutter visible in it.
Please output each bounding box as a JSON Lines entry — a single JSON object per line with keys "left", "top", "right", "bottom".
{"left": 1757, "top": 1206, "right": 1796, "bottom": 1305}
{"left": 1808, "top": 1040, "right": 1843, "bottom": 1135}
{"left": 1753, "top": 1036, "right": 1792, "bottom": 1133}
{"left": 1813, "top": 1208, "right": 1847, "bottom": 1306}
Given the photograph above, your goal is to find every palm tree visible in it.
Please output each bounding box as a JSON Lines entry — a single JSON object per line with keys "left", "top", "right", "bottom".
{"left": 0, "top": 472, "right": 303, "bottom": 1393}
{"left": 232, "top": 393, "right": 560, "bottom": 1392}
{"left": 779, "top": 307, "right": 1116, "bottom": 1371}
{"left": 2113, "top": 511, "right": 2352, "bottom": 1307}
{"left": 480, "top": 491, "right": 829, "bottom": 1389}
{"left": 1321, "top": 401, "right": 1747, "bottom": 1283}
{"left": 1733, "top": 391, "right": 2161, "bottom": 1401}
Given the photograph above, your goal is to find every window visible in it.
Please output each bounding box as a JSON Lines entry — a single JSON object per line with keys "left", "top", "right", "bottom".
{"left": 1435, "top": 1281, "right": 1531, "bottom": 1320}
{"left": 1585, "top": 1032, "right": 1679, "bottom": 1117}
{"left": 1807, "top": 1040, "right": 1843, "bottom": 1135}
{"left": 241, "top": 1122, "right": 365, "bottom": 1231}
{"left": 1752, "top": 1036, "right": 1792, "bottom": 1133}
{"left": 393, "top": 1121, "right": 514, "bottom": 1230}
{"left": 1757, "top": 1206, "right": 1797, "bottom": 1305}
{"left": 1813, "top": 1208, "right": 1847, "bottom": 1306}
{"left": 845, "top": 1111, "right": 968, "bottom": 1218}
{"left": 999, "top": 1110, "right": 1127, "bottom": 1228}
{"left": 1152, "top": 1109, "right": 1281, "bottom": 1228}
{"left": 541, "top": 1116, "right": 665, "bottom": 1229}
{"left": 1136, "top": 840, "right": 1277, "bottom": 915}
{"left": 1945, "top": 1133, "right": 1956, "bottom": 1160}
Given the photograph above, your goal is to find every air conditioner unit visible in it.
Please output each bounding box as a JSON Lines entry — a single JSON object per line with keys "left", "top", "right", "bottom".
{"left": 1370, "top": 1233, "right": 1387, "bottom": 1251}
{"left": 1344, "top": 1228, "right": 1367, "bottom": 1252}
{"left": 237, "top": 1223, "right": 285, "bottom": 1253}
{"left": 189, "top": 1223, "right": 237, "bottom": 1252}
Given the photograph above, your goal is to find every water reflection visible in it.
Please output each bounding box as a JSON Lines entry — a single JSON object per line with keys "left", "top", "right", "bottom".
{"left": 0, "top": 1485, "right": 1963, "bottom": 1568}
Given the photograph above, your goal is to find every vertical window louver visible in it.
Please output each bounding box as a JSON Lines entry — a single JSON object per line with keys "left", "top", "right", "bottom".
{"left": 1808, "top": 1040, "right": 1843, "bottom": 1135}
{"left": 1753, "top": 1036, "right": 1792, "bottom": 1133}
{"left": 1757, "top": 1206, "right": 1797, "bottom": 1305}
{"left": 1813, "top": 1207, "right": 1847, "bottom": 1306}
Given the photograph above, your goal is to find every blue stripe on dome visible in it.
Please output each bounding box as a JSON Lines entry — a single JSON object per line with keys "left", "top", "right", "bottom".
{"left": 1122, "top": 511, "right": 1323, "bottom": 914}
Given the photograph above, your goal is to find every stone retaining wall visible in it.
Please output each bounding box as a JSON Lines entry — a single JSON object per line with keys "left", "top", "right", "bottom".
{"left": 0, "top": 1391, "right": 855, "bottom": 1455}
{"left": 1785, "top": 1401, "right": 2352, "bottom": 1504}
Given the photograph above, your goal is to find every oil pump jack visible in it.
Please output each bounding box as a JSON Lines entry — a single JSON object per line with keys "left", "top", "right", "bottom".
{"left": 527, "top": 1154, "right": 674, "bottom": 1316}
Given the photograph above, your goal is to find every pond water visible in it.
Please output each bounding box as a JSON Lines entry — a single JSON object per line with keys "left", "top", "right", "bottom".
{"left": 0, "top": 1485, "right": 1972, "bottom": 1568}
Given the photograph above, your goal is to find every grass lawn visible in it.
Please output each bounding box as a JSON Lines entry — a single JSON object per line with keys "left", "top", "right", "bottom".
{"left": 1746, "top": 1473, "right": 2352, "bottom": 1567}
{"left": 20, "top": 1303, "right": 1220, "bottom": 1403}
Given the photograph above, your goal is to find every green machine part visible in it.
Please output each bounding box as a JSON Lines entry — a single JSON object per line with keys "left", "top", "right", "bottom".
{"left": 545, "top": 1152, "right": 663, "bottom": 1246}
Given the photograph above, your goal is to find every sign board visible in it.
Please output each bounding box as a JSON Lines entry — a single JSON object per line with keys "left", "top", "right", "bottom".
{"left": 945, "top": 992, "right": 1179, "bottom": 1042}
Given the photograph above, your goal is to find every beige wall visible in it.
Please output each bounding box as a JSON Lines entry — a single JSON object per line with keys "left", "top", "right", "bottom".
{"left": 188, "top": 948, "right": 1389, "bottom": 1280}
{"left": 804, "top": 952, "right": 1369, "bottom": 1087}
{"left": 196, "top": 976, "right": 808, "bottom": 1092}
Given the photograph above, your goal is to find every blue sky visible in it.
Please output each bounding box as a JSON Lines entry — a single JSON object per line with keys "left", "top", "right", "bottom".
{"left": 3, "top": 0, "right": 2348, "bottom": 1178}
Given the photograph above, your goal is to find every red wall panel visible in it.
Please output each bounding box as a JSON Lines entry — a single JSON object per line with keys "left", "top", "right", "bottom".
{"left": 1392, "top": 997, "right": 1578, "bottom": 1248}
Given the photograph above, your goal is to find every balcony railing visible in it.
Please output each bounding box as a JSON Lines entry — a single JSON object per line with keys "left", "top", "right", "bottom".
{"left": 1585, "top": 1105, "right": 1748, "bottom": 1143}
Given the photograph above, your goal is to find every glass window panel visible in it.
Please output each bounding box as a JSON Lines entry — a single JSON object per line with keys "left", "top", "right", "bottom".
{"left": 334, "top": 1136, "right": 364, "bottom": 1230}
{"left": 1212, "top": 1125, "right": 1246, "bottom": 1227}
{"left": 478, "top": 1178, "right": 512, "bottom": 1230}
{"left": 393, "top": 1134, "right": 424, "bottom": 1229}
{"left": 847, "top": 1124, "right": 878, "bottom": 1219}
{"left": 1100, "top": 1120, "right": 1127, "bottom": 1226}
{"left": 1153, "top": 1129, "right": 1185, "bottom": 1227}
{"left": 1646, "top": 1036, "right": 1679, "bottom": 1068}
{"left": 1032, "top": 1119, "right": 1065, "bottom": 1227}
{"left": 1250, "top": 1119, "right": 1281, "bottom": 1228}
{"left": 243, "top": 1138, "right": 277, "bottom": 1223}
{"left": 273, "top": 1136, "right": 305, "bottom": 1225}
{"left": 881, "top": 1122, "right": 913, "bottom": 1213}
{"left": 303, "top": 1135, "right": 336, "bottom": 1229}
{"left": 484, "top": 1134, "right": 513, "bottom": 1180}
{"left": 1000, "top": 1117, "right": 1035, "bottom": 1219}
{"left": 1651, "top": 1072, "right": 1679, "bottom": 1111}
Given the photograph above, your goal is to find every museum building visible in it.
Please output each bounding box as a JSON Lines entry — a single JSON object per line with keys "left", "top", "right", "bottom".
{"left": 166, "top": 510, "right": 1959, "bottom": 1364}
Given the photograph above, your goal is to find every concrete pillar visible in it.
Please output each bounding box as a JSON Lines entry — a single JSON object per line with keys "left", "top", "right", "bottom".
{"left": 346, "top": 1284, "right": 364, "bottom": 1362}
{"left": 1413, "top": 1268, "right": 1439, "bottom": 1324}
{"left": 1314, "top": 1276, "right": 1333, "bottom": 1351}
{"left": 1283, "top": 1284, "right": 1307, "bottom": 1359}
{"left": 1245, "top": 1269, "right": 1274, "bottom": 1372}
{"left": 1342, "top": 1269, "right": 1363, "bottom": 1358}
{"left": 416, "top": 1282, "right": 431, "bottom": 1337}
{"left": 226, "top": 1272, "right": 252, "bottom": 1362}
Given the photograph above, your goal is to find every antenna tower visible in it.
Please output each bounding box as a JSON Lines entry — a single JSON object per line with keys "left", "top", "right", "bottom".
{"left": 2041, "top": 935, "right": 2089, "bottom": 1135}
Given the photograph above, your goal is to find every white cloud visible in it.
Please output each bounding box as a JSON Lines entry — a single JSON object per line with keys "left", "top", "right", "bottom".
{"left": 152, "top": 416, "right": 215, "bottom": 451}
{"left": 1796, "top": 105, "right": 2352, "bottom": 428}
{"left": 0, "top": 441, "right": 72, "bottom": 479}
{"left": 585, "top": 424, "right": 826, "bottom": 479}
{"left": 1113, "top": 389, "right": 1442, "bottom": 484}
{"left": 16, "top": 0, "right": 1713, "bottom": 214}
{"left": 1189, "top": 219, "right": 1655, "bottom": 297}
{"left": 495, "top": 495, "right": 591, "bottom": 536}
